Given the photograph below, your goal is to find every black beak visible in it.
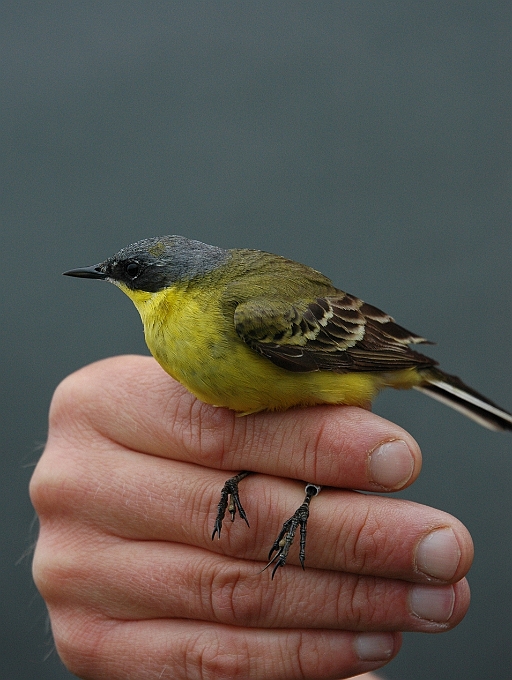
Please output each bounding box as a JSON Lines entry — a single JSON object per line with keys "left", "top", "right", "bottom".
{"left": 63, "top": 265, "right": 108, "bottom": 280}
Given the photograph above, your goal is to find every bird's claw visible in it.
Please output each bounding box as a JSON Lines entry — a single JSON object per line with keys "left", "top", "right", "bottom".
{"left": 212, "top": 471, "right": 251, "bottom": 539}
{"left": 263, "top": 483, "right": 321, "bottom": 578}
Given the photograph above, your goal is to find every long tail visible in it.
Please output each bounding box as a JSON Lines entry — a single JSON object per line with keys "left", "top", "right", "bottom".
{"left": 415, "top": 368, "right": 512, "bottom": 432}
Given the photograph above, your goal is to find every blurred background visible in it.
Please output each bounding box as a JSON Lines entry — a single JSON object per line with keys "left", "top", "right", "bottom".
{"left": 2, "top": 2, "right": 510, "bottom": 678}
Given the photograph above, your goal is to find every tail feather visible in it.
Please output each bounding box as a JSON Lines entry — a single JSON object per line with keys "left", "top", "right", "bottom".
{"left": 415, "top": 369, "right": 512, "bottom": 432}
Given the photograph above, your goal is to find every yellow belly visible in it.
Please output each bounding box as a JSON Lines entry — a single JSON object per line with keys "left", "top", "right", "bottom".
{"left": 121, "top": 283, "right": 423, "bottom": 414}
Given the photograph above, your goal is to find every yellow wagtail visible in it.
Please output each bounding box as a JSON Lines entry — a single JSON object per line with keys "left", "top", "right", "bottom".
{"left": 64, "top": 235, "right": 512, "bottom": 575}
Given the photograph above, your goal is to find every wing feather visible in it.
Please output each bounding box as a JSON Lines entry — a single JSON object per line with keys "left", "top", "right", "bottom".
{"left": 234, "top": 292, "right": 435, "bottom": 374}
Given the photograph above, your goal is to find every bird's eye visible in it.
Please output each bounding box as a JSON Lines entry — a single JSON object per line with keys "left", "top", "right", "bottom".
{"left": 125, "top": 262, "right": 140, "bottom": 279}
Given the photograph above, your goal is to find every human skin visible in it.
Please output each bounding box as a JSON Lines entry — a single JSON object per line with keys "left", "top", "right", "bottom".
{"left": 30, "top": 355, "right": 473, "bottom": 680}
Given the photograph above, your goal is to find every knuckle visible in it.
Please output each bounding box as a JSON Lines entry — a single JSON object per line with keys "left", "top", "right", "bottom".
{"left": 48, "top": 368, "right": 93, "bottom": 432}
{"left": 338, "top": 575, "right": 379, "bottom": 628}
{"left": 208, "top": 564, "right": 266, "bottom": 627}
{"left": 29, "top": 456, "right": 63, "bottom": 517}
{"left": 342, "top": 501, "right": 386, "bottom": 573}
{"left": 190, "top": 630, "right": 251, "bottom": 680}
{"left": 31, "top": 541, "right": 55, "bottom": 600}
{"left": 48, "top": 359, "right": 121, "bottom": 439}
{"left": 173, "top": 398, "right": 241, "bottom": 469}
{"left": 305, "top": 415, "right": 332, "bottom": 464}
{"left": 29, "top": 458, "right": 51, "bottom": 513}
{"left": 51, "top": 610, "right": 110, "bottom": 679}
{"left": 32, "top": 534, "right": 81, "bottom": 604}
{"left": 29, "top": 443, "right": 89, "bottom": 518}
{"left": 332, "top": 571, "right": 407, "bottom": 631}
{"left": 298, "top": 416, "right": 333, "bottom": 481}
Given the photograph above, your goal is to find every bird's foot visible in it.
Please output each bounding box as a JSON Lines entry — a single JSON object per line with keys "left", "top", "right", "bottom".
{"left": 263, "top": 483, "right": 321, "bottom": 578}
{"left": 212, "top": 470, "right": 252, "bottom": 539}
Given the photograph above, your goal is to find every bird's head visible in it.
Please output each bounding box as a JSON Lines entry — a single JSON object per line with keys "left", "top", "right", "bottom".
{"left": 63, "top": 235, "right": 230, "bottom": 293}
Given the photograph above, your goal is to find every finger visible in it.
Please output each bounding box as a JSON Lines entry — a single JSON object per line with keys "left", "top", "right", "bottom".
{"left": 49, "top": 614, "right": 401, "bottom": 680}
{"left": 49, "top": 355, "right": 422, "bottom": 492}
{"left": 34, "top": 533, "right": 471, "bottom": 634}
{"left": 32, "top": 445, "right": 473, "bottom": 583}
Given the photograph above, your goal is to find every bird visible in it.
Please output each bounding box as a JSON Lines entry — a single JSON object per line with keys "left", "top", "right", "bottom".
{"left": 64, "top": 235, "right": 512, "bottom": 576}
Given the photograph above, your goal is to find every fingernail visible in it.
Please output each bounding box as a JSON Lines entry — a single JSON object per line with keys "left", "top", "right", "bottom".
{"left": 416, "top": 528, "right": 461, "bottom": 580}
{"left": 369, "top": 440, "right": 414, "bottom": 489}
{"left": 354, "top": 633, "right": 395, "bottom": 661}
{"left": 410, "top": 585, "right": 455, "bottom": 623}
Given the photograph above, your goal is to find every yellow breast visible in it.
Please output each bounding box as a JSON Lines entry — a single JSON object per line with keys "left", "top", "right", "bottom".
{"left": 118, "top": 282, "right": 419, "bottom": 414}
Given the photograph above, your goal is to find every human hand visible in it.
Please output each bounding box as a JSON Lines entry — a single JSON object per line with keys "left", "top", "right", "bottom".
{"left": 31, "top": 355, "right": 473, "bottom": 679}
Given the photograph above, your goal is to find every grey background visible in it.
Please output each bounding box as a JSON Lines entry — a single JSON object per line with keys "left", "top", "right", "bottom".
{"left": 2, "top": 2, "right": 510, "bottom": 679}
